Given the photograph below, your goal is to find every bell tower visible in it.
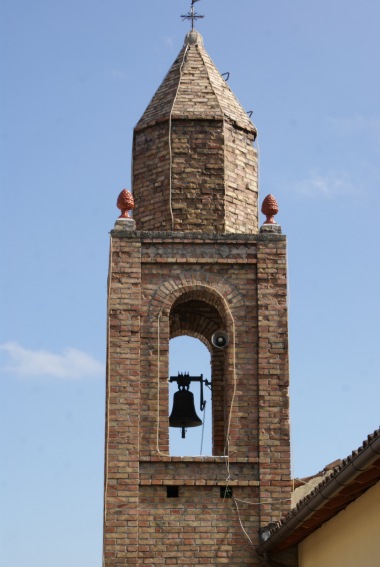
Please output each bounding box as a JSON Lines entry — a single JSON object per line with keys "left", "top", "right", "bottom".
{"left": 103, "top": 25, "right": 291, "bottom": 567}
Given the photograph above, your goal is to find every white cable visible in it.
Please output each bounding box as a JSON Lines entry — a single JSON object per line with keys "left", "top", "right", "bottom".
{"left": 168, "top": 45, "right": 189, "bottom": 230}
{"left": 156, "top": 43, "right": 189, "bottom": 450}
{"left": 156, "top": 309, "right": 170, "bottom": 456}
{"left": 233, "top": 498, "right": 255, "bottom": 549}
{"left": 224, "top": 313, "right": 236, "bottom": 485}
{"left": 234, "top": 497, "right": 292, "bottom": 506}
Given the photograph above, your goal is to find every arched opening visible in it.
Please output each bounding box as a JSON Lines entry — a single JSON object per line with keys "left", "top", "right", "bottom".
{"left": 168, "top": 292, "right": 229, "bottom": 456}
{"left": 169, "top": 336, "right": 212, "bottom": 456}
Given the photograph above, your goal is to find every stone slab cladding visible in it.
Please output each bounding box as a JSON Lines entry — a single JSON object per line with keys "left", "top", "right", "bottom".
{"left": 103, "top": 29, "right": 291, "bottom": 567}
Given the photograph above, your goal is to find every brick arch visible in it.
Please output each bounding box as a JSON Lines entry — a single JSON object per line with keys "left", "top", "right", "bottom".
{"left": 170, "top": 310, "right": 219, "bottom": 349}
{"left": 147, "top": 273, "right": 244, "bottom": 457}
{"left": 170, "top": 297, "right": 222, "bottom": 347}
{"left": 147, "top": 271, "right": 245, "bottom": 326}
{"left": 170, "top": 329, "right": 212, "bottom": 351}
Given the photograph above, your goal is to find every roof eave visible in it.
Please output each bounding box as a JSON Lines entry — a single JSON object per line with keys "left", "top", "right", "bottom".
{"left": 258, "top": 429, "right": 380, "bottom": 554}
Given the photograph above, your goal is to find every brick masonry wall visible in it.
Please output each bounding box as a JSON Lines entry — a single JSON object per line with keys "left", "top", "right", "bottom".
{"left": 103, "top": 230, "right": 291, "bottom": 566}
{"left": 224, "top": 122, "right": 258, "bottom": 234}
{"left": 138, "top": 484, "right": 259, "bottom": 566}
{"left": 257, "top": 237, "right": 292, "bottom": 525}
{"left": 104, "top": 238, "right": 142, "bottom": 565}
{"left": 133, "top": 123, "right": 172, "bottom": 232}
{"left": 132, "top": 119, "right": 258, "bottom": 234}
{"left": 171, "top": 120, "right": 225, "bottom": 233}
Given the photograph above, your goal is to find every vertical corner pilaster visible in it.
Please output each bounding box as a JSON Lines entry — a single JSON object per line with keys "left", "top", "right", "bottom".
{"left": 103, "top": 233, "right": 142, "bottom": 566}
{"left": 257, "top": 235, "right": 291, "bottom": 525}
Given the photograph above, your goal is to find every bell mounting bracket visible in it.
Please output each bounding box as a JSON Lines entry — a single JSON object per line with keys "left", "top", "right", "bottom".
{"left": 169, "top": 372, "right": 211, "bottom": 412}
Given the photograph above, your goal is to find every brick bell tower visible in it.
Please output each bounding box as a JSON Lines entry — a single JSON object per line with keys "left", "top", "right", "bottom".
{"left": 103, "top": 27, "right": 291, "bottom": 567}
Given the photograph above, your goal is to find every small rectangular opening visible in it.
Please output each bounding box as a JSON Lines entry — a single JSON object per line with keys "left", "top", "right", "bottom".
{"left": 167, "top": 486, "right": 179, "bottom": 498}
{"left": 220, "top": 486, "right": 233, "bottom": 499}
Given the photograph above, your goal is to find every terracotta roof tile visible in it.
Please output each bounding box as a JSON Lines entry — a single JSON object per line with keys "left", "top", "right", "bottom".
{"left": 259, "top": 427, "right": 380, "bottom": 553}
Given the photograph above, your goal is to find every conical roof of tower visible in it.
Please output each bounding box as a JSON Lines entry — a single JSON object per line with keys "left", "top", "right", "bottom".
{"left": 135, "top": 30, "right": 257, "bottom": 136}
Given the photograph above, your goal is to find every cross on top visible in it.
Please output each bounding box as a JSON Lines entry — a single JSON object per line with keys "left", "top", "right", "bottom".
{"left": 181, "top": 0, "right": 204, "bottom": 31}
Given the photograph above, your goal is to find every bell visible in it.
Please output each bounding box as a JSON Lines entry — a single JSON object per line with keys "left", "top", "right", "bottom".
{"left": 169, "top": 389, "right": 202, "bottom": 435}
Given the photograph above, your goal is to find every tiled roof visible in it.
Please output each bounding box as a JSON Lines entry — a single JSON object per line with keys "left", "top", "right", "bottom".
{"left": 135, "top": 31, "right": 256, "bottom": 135}
{"left": 259, "top": 427, "right": 380, "bottom": 553}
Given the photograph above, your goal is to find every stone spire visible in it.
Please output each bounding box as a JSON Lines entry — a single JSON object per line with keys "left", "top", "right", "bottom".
{"left": 132, "top": 31, "right": 259, "bottom": 233}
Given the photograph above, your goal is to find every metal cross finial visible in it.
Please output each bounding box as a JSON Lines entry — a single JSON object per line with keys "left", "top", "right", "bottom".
{"left": 181, "top": 0, "right": 204, "bottom": 31}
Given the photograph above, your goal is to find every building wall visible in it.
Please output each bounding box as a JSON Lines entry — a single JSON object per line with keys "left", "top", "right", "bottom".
{"left": 298, "top": 481, "right": 380, "bottom": 567}
{"left": 103, "top": 230, "right": 291, "bottom": 566}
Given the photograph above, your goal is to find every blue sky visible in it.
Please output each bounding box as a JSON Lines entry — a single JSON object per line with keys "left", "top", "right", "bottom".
{"left": 1, "top": 1, "right": 379, "bottom": 565}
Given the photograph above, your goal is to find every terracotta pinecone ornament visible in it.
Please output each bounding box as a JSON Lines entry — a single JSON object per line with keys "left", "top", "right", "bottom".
{"left": 117, "top": 189, "right": 134, "bottom": 218}
{"left": 261, "top": 194, "right": 279, "bottom": 224}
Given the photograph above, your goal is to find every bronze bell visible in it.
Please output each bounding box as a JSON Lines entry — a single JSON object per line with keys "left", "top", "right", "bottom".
{"left": 169, "top": 388, "right": 202, "bottom": 438}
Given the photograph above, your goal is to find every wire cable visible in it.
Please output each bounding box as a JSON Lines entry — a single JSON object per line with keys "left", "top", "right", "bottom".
{"left": 233, "top": 498, "right": 255, "bottom": 548}
{"left": 168, "top": 45, "right": 189, "bottom": 229}
{"left": 156, "top": 309, "right": 170, "bottom": 456}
